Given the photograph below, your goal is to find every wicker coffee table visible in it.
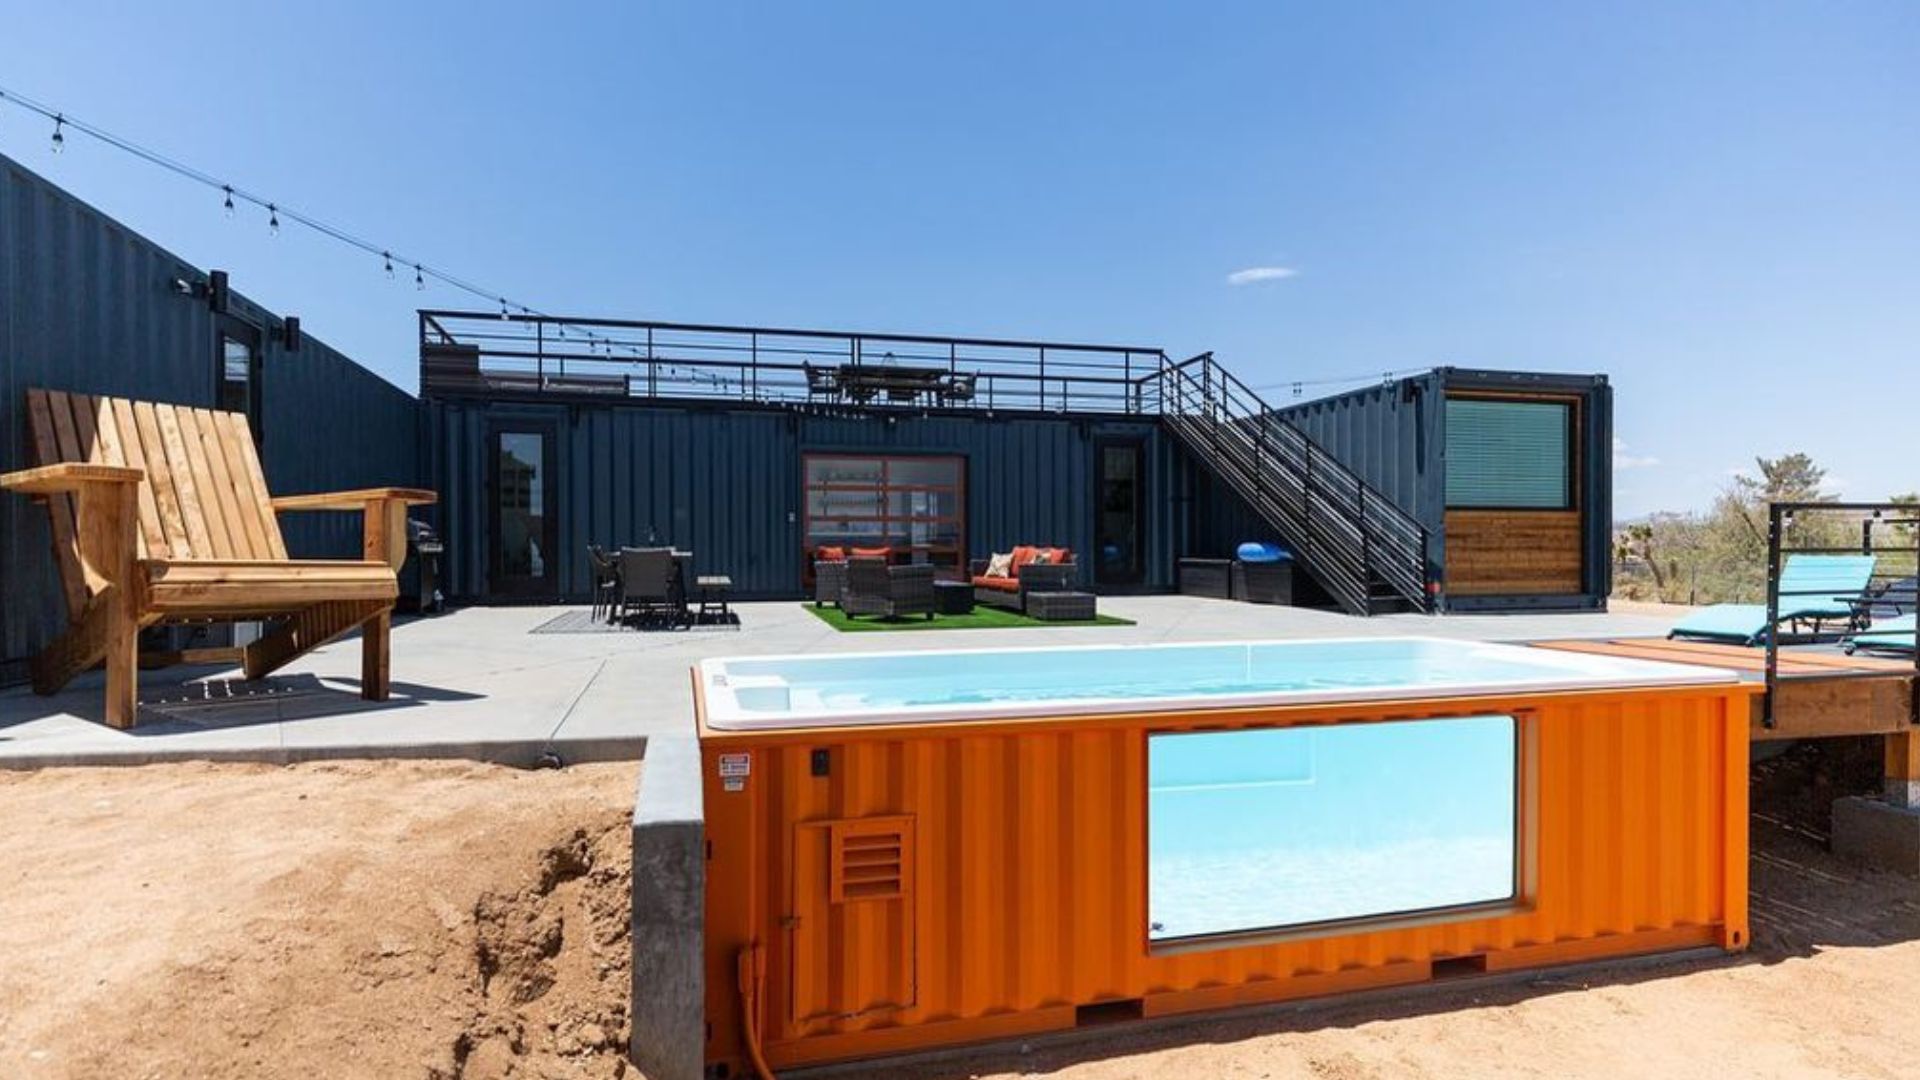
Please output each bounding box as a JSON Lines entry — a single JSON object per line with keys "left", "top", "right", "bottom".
{"left": 1027, "top": 590, "right": 1096, "bottom": 621}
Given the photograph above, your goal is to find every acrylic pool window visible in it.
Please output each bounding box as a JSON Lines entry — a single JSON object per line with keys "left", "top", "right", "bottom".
{"left": 1147, "top": 715, "right": 1520, "bottom": 944}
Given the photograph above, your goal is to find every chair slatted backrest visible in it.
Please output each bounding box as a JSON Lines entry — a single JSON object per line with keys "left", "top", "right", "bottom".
{"left": 25, "top": 388, "right": 288, "bottom": 611}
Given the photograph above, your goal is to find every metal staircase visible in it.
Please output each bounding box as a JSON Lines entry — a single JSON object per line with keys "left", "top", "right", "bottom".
{"left": 1157, "top": 353, "right": 1432, "bottom": 615}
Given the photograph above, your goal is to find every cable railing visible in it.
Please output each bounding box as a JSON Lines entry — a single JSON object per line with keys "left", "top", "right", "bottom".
{"left": 419, "top": 311, "right": 1165, "bottom": 415}
{"left": 1158, "top": 353, "right": 1431, "bottom": 615}
{"left": 1761, "top": 502, "right": 1920, "bottom": 729}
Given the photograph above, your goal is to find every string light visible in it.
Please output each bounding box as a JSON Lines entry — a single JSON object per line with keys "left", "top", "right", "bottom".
{"left": 1250, "top": 365, "right": 1431, "bottom": 397}
{"left": 0, "top": 81, "right": 564, "bottom": 327}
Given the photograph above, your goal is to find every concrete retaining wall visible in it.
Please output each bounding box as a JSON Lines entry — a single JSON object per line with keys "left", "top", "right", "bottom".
{"left": 630, "top": 736, "right": 706, "bottom": 1080}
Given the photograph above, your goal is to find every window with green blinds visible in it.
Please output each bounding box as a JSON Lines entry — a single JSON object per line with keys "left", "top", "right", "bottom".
{"left": 1445, "top": 398, "right": 1573, "bottom": 509}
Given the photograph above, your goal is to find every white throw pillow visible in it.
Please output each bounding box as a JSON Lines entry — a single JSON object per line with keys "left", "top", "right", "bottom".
{"left": 985, "top": 552, "right": 1014, "bottom": 578}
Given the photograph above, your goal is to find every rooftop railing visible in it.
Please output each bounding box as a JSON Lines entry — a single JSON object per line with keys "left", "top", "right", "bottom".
{"left": 420, "top": 310, "right": 1168, "bottom": 415}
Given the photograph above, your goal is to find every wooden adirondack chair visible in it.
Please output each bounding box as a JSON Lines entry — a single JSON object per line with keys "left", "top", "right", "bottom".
{"left": 0, "top": 388, "right": 436, "bottom": 729}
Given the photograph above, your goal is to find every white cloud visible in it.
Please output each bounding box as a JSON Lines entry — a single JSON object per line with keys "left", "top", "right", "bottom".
{"left": 1612, "top": 437, "right": 1660, "bottom": 470}
{"left": 1226, "top": 266, "right": 1299, "bottom": 286}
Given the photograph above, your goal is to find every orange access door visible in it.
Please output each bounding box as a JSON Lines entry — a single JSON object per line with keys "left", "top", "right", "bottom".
{"left": 788, "top": 816, "right": 917, "bottom": 1025}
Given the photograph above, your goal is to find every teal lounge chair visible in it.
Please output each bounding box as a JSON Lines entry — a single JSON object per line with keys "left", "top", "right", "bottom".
{"left": 1846, "top": 614, "right": 1917, "bottom": 655}
{"left": 1668, "top": 554, "right": 1877, "bottom": 646}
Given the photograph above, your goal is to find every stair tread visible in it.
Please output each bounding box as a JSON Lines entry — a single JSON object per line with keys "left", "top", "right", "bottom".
{"left": 1163, "top": 362, "right": 1429, "bottom": 617}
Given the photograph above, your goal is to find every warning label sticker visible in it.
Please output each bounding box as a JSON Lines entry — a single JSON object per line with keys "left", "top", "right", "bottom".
{"left": 718, "top": 752, "right": 752, "bottom": 779}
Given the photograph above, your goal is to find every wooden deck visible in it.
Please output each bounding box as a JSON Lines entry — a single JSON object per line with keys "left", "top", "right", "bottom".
{"left": 1531, "top": 637, "right": 1915, "bottom": 742}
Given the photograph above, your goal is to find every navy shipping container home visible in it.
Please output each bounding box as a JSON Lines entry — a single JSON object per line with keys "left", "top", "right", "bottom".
{"left": 1275, "top": 368, "right": 1613, "bottom": 611}
{"left": 417, "top": 313, "right": 1204, "bottom": 601}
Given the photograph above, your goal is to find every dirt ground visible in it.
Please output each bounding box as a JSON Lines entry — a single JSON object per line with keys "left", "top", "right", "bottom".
{"left": 0, "top": 760, "right": 638, "bottom": 1080}
{"left": 3, "top": 744, "right": 1919, "bottom": 1080}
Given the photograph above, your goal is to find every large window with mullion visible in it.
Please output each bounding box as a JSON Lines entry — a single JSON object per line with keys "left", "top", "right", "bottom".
{"left": 1444, "top": 397, "right": 1575, "bottom": 510}
{"left": 803, "top": 454, "right": 965, "bottom": 577}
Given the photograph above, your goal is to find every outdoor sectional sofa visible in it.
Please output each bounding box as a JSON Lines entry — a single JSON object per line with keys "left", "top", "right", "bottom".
{"left": 971, "top": 546, "right": 1076, "bottom": 612}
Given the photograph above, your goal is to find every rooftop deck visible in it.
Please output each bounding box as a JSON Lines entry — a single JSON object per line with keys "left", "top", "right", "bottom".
{"left": 0, "top": 598, "right": 1690, "bottom": 769}
{"left": 419, "top": 310, "right": 1172, "bottom": 414}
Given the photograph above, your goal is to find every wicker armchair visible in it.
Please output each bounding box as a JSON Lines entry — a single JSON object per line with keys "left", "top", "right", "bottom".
{"left": 813, "top": 559, "right": 848, "bottom": 607}
{"left": 842, "top": 559, "right": 937, "bottom": 620}
{"left": 970, "top": 554, "right": 1077, "bottom": 612}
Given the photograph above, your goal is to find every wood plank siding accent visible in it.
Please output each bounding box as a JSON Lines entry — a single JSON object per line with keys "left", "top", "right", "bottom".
{"left": 1445, "top": 509, "right": 1583, "bottom": 595}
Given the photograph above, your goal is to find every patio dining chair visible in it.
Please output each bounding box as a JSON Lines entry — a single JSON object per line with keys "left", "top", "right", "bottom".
{"left": 587, "top": 545, "right": 621, "bottom": 621}
{"left": 618, "top": 547, "right": 688, "bottom": 626}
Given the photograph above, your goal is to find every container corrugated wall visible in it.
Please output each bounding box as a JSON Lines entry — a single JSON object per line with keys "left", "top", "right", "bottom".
{"left": 426, "top": 399, "right": 1196, "bottom": 599}
{"left": 1, "top": 152, "right": 422, "bottom": 678}
{"left": 701, "top": 685, "right": 1751, "bottom": 1072}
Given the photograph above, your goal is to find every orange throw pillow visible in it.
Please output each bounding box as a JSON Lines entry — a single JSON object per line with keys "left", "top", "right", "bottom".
{"left": 851, "top": 546, "right": 892, "bottom": 560}
{"left": 1045, "top": 547, "right": 1072, "bottom": 565}
{"left": 816, "top": 545, "right": 846, "bottom": 562}
{"left": 1010, "top": 545, "right": 1039, "bottom": 571}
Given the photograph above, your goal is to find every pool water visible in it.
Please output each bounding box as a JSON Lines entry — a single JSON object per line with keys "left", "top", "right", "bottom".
{"left": 1148, "top": 715, "right": 1518, "bottom": 940}
{"left": 700, "top": 636, "right": 1739, "bottom": 729}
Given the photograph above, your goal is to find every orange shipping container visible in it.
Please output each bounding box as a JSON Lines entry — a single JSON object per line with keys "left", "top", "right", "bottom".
{"left": 698, "top": 679, "right": 1759, "bottom": 1075}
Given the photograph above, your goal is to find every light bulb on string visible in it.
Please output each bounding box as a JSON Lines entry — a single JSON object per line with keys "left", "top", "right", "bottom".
{"left": 267, "top": 204, "right": 280, "bottom": 236}
{"left": 414, "top": 264, "right": 425, "bottom": 291}
{"left": 222, "top": 186, "right": 235, "bottom": 217}
{"left": 499, "top": 300, "right": 510, "bottom": 320}
{"left": 50, "top": 114, "right": 64, "bottom": 154}
{"left": 383, "top": 251, "right": 394, "bottom": 279}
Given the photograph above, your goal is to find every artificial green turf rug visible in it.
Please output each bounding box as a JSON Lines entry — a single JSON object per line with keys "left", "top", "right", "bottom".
{"left": 803, "top": 603, "right": 1133, "bottom": 633}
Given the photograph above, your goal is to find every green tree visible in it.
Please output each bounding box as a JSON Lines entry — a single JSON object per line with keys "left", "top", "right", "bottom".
{"left": 1612, "top": 453, "right": 1845, "bottom": 605}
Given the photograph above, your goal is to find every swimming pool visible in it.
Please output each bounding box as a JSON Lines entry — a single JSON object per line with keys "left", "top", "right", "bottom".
{"left": 693, "top": 636, "right": 1760, "bottom": 1074}
{"left": 699, "top": 635, "right": 1740, "bottom": 729}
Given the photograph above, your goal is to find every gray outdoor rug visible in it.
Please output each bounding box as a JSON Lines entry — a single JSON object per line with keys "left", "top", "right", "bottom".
{"left": 530, "top": 610, "right": 741, "bottom": 634}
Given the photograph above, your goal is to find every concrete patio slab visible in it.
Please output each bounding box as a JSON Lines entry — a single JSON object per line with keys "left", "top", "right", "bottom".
{"left": 0, "top": 597, "right": 1684, "bottom": 769}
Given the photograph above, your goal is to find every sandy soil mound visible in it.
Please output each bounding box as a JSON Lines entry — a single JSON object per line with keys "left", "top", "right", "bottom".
{"left": 0, "top": 760, "right": 638, "bottom": 1080}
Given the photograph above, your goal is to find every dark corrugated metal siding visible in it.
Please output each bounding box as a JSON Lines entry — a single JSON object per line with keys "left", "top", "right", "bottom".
{"left": 426, "top": 400, "right": 1197, "bottom": 600}
{"left": 1, "top": 153, "right": 421, "bottom": 675}
{"left": 1276, "top": 374, "right": 1444, "bottom": 521}
{"left": 261, "top": 338, "right": 422, "bottom": 561}
{"left": 1274, "top": 367, "right": 1612, "bottom": 610}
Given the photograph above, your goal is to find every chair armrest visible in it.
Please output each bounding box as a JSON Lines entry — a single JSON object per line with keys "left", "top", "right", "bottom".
{"left": 272, "top": 487, "right": 438, "bottom": 512}
{"left": 0, "top": 462, "right": 145, "bottom": 495}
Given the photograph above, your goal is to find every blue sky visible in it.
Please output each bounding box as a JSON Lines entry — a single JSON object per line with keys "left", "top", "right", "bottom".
{"left": 2, "top": 2, "right": 1914, "bottom": 517}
